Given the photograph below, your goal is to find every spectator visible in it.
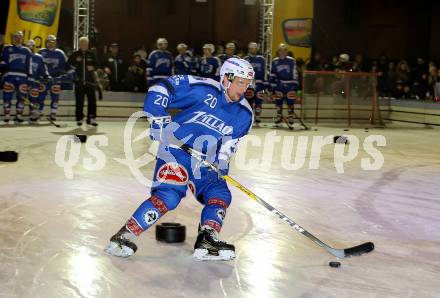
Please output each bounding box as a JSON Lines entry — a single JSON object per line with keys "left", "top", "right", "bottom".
{"left": 395, "top": 60, "right": 411, "bottom": 98}
{"left": 103, "top": 43, "right": 127, "bottom": 91}
{"left": 384, "top": 61, "right": 397, "bottom": 97}
{"left": 134, "top": 45, "right": 148, "bottom": 61}
{"left": 307, "top": 52, "right": 324, "bottom": 71}
{"left": 378, "top": 51, "right": 387, "bottom": 73}
{"left": 428, "top": 66, "right": 439, "bottom": 100}
{"left": 411, "top": 57, "right": 427, "bottom": 82}
{"left": 352, "top": 54, "right": 367, "bottom": 72}
{"left": 412, "top": 73, "right": 429, "bottom": 100}
{"left": 124, "top": 54, "right": 147, "bottom": 92}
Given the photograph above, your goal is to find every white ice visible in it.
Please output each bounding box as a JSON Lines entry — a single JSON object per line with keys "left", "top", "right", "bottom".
{"left": 0, "top": 121, "right": 439, "bottom": 298}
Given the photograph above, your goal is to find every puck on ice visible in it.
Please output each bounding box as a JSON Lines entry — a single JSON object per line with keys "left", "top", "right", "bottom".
{"left": 329, "top": 261, "right": 341, "bottom": 268}
{"left": 74, "top": 134, "right": 87, "bottom": 143}
{"left": 155, "top": 222, "right": 186, "bottom": 243}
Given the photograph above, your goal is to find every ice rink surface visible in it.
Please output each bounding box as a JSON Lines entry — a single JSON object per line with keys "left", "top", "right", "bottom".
{"left": 0, "top": 121, "right": 439, "bottom": 298}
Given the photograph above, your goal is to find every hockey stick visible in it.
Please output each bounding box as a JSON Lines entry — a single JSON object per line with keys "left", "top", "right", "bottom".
{"left": 180, "top": 144, "right": 374, "bottom": 259}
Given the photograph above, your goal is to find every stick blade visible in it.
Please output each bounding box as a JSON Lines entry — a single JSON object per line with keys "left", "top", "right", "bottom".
{"left": 344, "top": 242, "right": 374, "bottom": 257}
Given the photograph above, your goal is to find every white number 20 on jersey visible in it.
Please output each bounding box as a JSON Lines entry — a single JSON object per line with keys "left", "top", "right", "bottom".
{"left": 204, "top": 94, "right": 217, "bottom": 108}
{"left": 154, "top": 94, "right": 169, "bottom": 107}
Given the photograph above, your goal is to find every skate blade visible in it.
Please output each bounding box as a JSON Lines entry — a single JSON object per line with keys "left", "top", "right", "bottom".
{"left": 193, "top": 248, "right": 235, "bottom": 261}
{"left": 104, "top": 241, "right": 134, "bottom": 258}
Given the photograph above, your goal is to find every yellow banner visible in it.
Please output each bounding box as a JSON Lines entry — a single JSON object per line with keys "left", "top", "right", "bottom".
{"left": 273, "top": 0, "right": 314, "bottom": 60}
{"left": 5, "top": 0, "right": 62, "bottom": 49}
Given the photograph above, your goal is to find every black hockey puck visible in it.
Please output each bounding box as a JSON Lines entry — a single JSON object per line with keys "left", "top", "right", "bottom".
{"left": 74, "top": 134, "right": 87, "bottom": 143}
{"left": 334, "top": 136, "right": 349, "bottom": 144}
{"left": 155, "top": 222, "right": 186, "bottom": 243}
{"left": 329, "top": 261, "right": 341, "bottom": 268}
{"left": 0, "top": 151, "right": 18, "bottom": 162}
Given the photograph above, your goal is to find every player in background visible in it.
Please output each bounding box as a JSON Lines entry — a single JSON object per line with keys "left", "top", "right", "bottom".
{"left": 198, "top": 43, "right": 221, "bottom": 81}
{"left": 103, "top": 43, "right": 127, "bottom": 91}
{"left": 146, "top": 38, "right": 173, "bottom": 86}
{"left": 26, "top": 40, "right": 50, "bottom": 123}
{"left": 269, "top": 43, "right": 299, "bottom": 125}
{"left": 105, "top": 58, "right": 255, "bottom": 261}
{"left": 244, "top": 42, "right": 267, "bottom": 125}
{"left": 174, "top": 43, "right": 196, "bottom": 75}
{"left": 38, "top": 35, "right": 67, "bottom": 121}
{"left": 218, "top": 42, "right": 239, "bottom": 64}
{"left": 0, "top": 31, "right": 31, "bottom": 123}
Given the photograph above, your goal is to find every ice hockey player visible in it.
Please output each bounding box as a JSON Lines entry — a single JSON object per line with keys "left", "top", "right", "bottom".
{"left": 105, "top": 58, "right": 255, "bottom": 261}
{"left": 244, "top": 42, "right": 267, "bottom": 125}
{"left": 1, "top": 31, "right": 31, "bottom": 123}
{"left": 269, "top": 43, "right": 299, "bottom": 125}
{"left": 174, "top": 43, "right": 196, "bottom": 75}
{"left": 38, "top": 35, "right": 67, "bottom": 121}
{"left": 26, "top": 39, "right": 50, "bottom": 123}
{"left": 198, "top": 43, "right": 222, "bottom": 81}
{"left": 218, "top": 42, "right": 239, "bottom": 64}
{"left": 146, "top": 38, "right": 173, "bottom": 86}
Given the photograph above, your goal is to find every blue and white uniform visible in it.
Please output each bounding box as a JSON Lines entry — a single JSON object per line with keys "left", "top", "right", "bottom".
{"left": 39, "top": 48, "right": 67, "bottom": 114}
{"left": 126, "top": 75, "right": 253, "bottom": 235}
{"left": 1, "top": 44, "right": 31, "bottom": 116}
{"left": 146, "top": 50, "right": 173, "bottom": 86}
{"left": 244, "top": 54, "right": 267, "bottom": 121}
{"left": 29, "top": 52, "right": 49, "bottom": 113}
{"left": 174, "top": 52, "right": 196, "bottom": 75}
{"left": 198, "top": 56, "right": 221, "bottom": 81}
{"left": 270, "top": 56, "right": 299, "bottom": 106}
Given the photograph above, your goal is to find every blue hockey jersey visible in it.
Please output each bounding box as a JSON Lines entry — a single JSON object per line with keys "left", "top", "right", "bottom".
{"left": 30, "top": 53, "right": 49, "bottom": 80}
{"left": 244, "top": 54, "right": 267, "bottom": 85}
{"left": 39, "top": 48, "right": 67, "bottom": 77}
{"left": 147, "top": 50, "right": 173, "bottom": 84}
{"left": 174, "top": 52, "right": 195, "bottom": 75}
{"left": 144, "top": 75, "right": 253, "bottom": 167}
{"left": 0, "top": 45, "right": 31, "bottom": 74}
{"left": 270, "top": 56, "right": 299, "bottom": 90}
{"left": 198, "top": 57, "right": 221, "bottom": 81}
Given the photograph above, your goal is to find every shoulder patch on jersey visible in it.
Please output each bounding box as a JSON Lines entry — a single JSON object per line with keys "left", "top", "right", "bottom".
{"left": 188, "top": 75, "right": 221, "bottom": 91}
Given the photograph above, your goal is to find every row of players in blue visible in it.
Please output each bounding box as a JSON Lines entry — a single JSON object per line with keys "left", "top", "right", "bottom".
{"left": 0, "top": 31, "right": 68, "bottom": 123}
{"left": 148, "top": 38, "right": 300, "bottom": 125}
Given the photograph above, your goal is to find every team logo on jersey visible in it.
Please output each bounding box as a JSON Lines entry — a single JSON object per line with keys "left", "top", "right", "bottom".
{"left": 156, "top": 163, "right": 189, "bottom": 185}
{"left": 143, "top": 209, "right": 159, "bottom": 226}
{"left": 216, "top": 209, "right": 226, "bottom": 222}
{"left": 184, "top": 111, "right": 233, "bottom": 135}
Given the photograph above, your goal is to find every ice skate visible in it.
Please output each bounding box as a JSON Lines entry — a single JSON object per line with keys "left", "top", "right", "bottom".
{"left": 193, "top": 225, "right": 235, "bottom": 261}
{"left": 104, "top": 226, "right": 138, "bottom": 258}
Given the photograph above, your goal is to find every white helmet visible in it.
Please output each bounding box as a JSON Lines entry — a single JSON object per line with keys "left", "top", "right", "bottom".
{"left": 220, "top": 57, "right": 255, "bottom": 85}
{"left": 156, "top": 38, "right": 168, "bottom": 46}
{"left": 177, "top": 43, "right": 187, "bottom": 50}
{"left": 202, "top": 43, "right": 215, "bottom": 53}
{"left": 26, "top": 39, "right": 36, "bottom": 49}
{"left": 47, "top": 35, "right": 57, "bottom": 42}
